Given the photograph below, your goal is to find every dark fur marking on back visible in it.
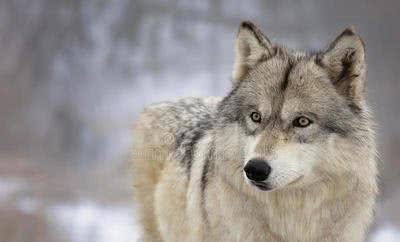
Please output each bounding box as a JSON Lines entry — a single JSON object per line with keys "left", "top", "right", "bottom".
{"left": 181, "top": 121, "right": 212, "bottom": 176}
{"left": 174, "top": 99, "right": 214, "bottom": 178}
{"left": 200, "top": 148, "right": 212, "bottom": 194}
{"left": 200, "top": 145, "right": 214, "bottom": 225}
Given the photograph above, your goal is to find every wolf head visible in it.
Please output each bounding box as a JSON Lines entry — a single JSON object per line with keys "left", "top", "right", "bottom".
{"left": 214, "top": 21, "right": 376, "bottom": 193}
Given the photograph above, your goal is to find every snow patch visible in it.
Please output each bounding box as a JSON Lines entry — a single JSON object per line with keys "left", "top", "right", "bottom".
{"left": 48, "top": 201, "right": 142, "bottom": 242}
{"left": 369, "top": 224, "right": 400, "bottom": 242}
{"left": 0, "top": 178, "right": 26, "bottom": 201}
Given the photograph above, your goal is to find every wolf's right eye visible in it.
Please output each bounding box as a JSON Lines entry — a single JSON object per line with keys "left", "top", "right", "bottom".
{"left": 250, "top": 112, "right": 262, "bottom": 123}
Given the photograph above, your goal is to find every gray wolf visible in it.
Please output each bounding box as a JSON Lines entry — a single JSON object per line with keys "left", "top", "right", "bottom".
{"left": 131, "top": 21, "right": 378, "bottom": 242}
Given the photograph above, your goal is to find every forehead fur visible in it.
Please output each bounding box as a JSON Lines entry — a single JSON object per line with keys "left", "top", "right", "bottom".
{"left": 238, "top": 47, "right": 344, "bottom": 111}
{"left": 218, "top": 47, "right": 359, "bottom": 136}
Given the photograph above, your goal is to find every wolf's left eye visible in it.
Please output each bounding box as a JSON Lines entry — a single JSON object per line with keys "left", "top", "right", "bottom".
{"left": 250, "top": 112, "right": 262, "bottom": 123}
{"left": 293, "top": 116, "right": 312, "bottom": 128}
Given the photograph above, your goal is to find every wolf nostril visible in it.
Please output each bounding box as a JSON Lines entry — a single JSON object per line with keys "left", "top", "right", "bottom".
{"left": 244, "top": 159, "right": 272, "bottom": 182}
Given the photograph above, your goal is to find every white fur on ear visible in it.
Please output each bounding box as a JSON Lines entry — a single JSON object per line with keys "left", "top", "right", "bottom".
{"left": 232, "top": 21, "right": 275, "bottom": 85}
{"left": 317, "top": 27, "right": 366, "bottom": 109}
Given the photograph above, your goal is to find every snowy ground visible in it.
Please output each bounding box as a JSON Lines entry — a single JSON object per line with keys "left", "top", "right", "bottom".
{"left": 47, "top": 201, "right": 141, "bottom": 242}
{"left": 0, "top": 176, "right": 399, "bottom": 242}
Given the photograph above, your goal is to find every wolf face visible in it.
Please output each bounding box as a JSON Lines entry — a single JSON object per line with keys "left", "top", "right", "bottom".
{"left": 214, "top": 22, "right": 373, "bottom": 192}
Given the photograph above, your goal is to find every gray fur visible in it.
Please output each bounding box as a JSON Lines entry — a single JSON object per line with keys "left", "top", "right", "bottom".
{"left": 131, "top": 22, "right": 377, "bottom": 242}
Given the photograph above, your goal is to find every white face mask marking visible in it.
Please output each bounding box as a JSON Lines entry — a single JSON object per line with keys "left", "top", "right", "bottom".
{"left": 244, "top": 134, "right": 262, "bottom": 166}
{"left": 245, "top": 138, "right": 318, "bottom": 189}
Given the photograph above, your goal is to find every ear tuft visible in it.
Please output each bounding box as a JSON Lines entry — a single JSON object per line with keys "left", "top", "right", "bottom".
{"left": 341, "top": 26, "right": 356, "bottom": 36}
{"left": 317, "top": 27, "right": 366, "bottom": 109}
{"left": 232, "top": 21, "right": 275, "bottom": 84}
{"left": 238, "top": 21, "right": 274, "bottom": 51}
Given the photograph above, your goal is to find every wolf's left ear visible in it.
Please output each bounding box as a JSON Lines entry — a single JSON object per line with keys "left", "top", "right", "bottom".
{"left": 317, "top": 27, "right": 366, "bottom": 109}
{"left": 232, "top": 21, "right": 275, "bottom": 85}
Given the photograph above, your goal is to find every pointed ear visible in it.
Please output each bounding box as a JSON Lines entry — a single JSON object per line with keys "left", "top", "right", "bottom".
{"left": 232, "top": 21, "right": 275, "bottom": 85}
{"left": 317, "top": 27, "right": 366, "bottom": 110}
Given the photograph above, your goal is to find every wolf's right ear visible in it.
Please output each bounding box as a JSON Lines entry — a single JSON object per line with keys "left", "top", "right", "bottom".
{"left": 232, "top": 21, "right": 275, "bottom": 85}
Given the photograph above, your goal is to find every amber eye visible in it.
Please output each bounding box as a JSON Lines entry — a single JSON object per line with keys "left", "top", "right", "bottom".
{"left": 250, "top": 112, "right": 262, "bottom": 123}
{"left": 293, "top": 116, "right": 312, "bottom": 128}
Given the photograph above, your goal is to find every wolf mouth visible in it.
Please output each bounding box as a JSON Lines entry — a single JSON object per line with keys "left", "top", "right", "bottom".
{"left": 250, "top": 181, "right": 272, "bottom": 191}
{"left": 287, "top": 175, "right": 304, "bottom": 187}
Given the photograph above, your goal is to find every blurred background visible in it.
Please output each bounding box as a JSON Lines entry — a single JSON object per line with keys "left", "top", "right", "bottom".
{"left": 0, "top": 0, "right": 399, "bottom": 241}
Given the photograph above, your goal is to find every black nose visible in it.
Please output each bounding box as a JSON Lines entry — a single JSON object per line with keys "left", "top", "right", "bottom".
{"left": 244, "top": 159, "right": 272, "bottom": 182}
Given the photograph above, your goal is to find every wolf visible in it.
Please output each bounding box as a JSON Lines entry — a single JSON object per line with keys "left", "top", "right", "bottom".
{"left": 131, "top": 21, "right": 378, "bottom": 242}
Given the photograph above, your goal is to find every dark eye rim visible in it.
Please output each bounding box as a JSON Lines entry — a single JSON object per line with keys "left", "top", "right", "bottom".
{"left": 293, "top": 116, "right": 313, "bottom": 128}
{"left": 250, "top": 111, "right": 262, "bottom": 123}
